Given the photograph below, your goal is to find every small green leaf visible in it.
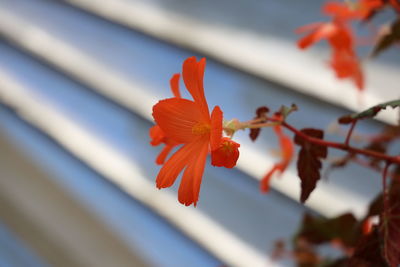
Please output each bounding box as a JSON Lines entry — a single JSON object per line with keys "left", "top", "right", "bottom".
{"left": 280, "top": 103, "right": 298, "bottom": 120}
{"left": 338, "top": 99, "right": 400, "bottom": 124}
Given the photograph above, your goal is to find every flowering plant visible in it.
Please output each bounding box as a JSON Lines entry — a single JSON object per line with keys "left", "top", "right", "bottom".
{"left": 150, "top": 1, "right": 400, "bottom": 266}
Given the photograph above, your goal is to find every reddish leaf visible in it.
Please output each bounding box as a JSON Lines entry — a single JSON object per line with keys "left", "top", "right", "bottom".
{"left": 361, "top": 194, "right": 383, "bottom": 236}
{"left": 360, "top": 0, "right": 386, "bottom": 21}
{"left": 348, "top": 227, "right": 387, "bottom": 267}
{"left": 372, "top": 18, "right": 400, "bottom": 57}
{"left": 390, "top": 0, "right": 400, "bottom": 12}
{"left": 249, "top": 106, "right": 269, "bottom": 141}
{"left": 296, "top": 213, "right": 359, "bottom": 247}
{"left": 293, "top": 238, "right": 321, "bottom": 267}
{"left": 322, "top": 258, "right": 348, "bottom": 267}
{"left": 294, "top": 128, "right": 328, "bottom": 203}
{"left": 366, "top": 193, "right": 384, "bottom": 218}
{"left": 256, "top": 106, "right": 269, "bottom": 117}
{"left": 380, "top": 177, "right": 400, "bottom": 267}
{"left": 249, "top": 129, "right": 261, "bottom": 142}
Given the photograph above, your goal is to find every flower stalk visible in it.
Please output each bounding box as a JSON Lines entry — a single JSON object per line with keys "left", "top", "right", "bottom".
{"left": 228, "top": 116, "right": 400, "bottom": 165}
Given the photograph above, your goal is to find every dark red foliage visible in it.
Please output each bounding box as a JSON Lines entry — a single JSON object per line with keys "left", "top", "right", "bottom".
{"left": 296, "top": 213, "right": 359, "bottom": 247}
{"left": 249, "top": 106, "right": 269, "bottom": 141}
{"left": 256, "top": 106, "right": 270, "bottom": 117}
{"left": 323, "top": 258, "right": 349, "bottom": 267}
{"left": 249, "top": 128, "right": 261, "bottom": 142}
{"left": 292, "top": 238, "right": 321, "bottom": 267}
{"left": 380, "top": 177, "right": 400, "bottom": 267}
{"left": 365, "top": 193, "right": 384, "bottom": 218}
{"left": 389, "top": 0, "right": 400, "bottom": 13}
{"left": 294, "top": 128, "right": 328, "bottom": 203}
{"left": 348, "top": 227, "right": 388, "bottom": 267}
{"left": 372, "top": 19, "right": 400, "bottom": 57}
{"left": 360, "top": 0, "right": 386, "bottom": 21}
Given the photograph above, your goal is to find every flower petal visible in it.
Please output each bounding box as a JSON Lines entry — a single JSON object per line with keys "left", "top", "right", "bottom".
{"left": 182, "top": 57, "right": 210, "bottom": 119}
{"left": 156, "top": 141, "right": 199, "bottom": 188}
{"left": 211, "top": 137, "right": 240, "bottom": 168}
{"left": 328, "top": 23, "right": 353, "bottom": 51}
{"left": 330, "top": 50, "right": 364, "bottom": 90}
{"left": 149, "top": 125, "right": 165, "bottom": 146}
{"left": 295, "top": 22, "right": 325, "bottom": 34}
{"left": 260, "top": 164, "right": 282, "bottom": 192}
{"left": 153, "top": 98, "right": 203, "bottom": 143}
{"left": 323, "top": 2, "right": 362, "bottom": 20}
{"left": 170, "top": 73, "right": 181, "bottom": 98}
{"left": 261, "top": 119, "right": 293, "bottom": 193}
{"left": 178, "top": 138, "right": 209, "bottom": 206}
{"left": 210, "top": 106, "right": 223, "bottom": 151}
{"left": 297, "top": 23, "right": 338, "bottom": 49}
{"left": 390, "top": 0, "right": 400, "bottom": 12}
{"left": 275, "top": 125, "right": 294, "bottom": 165}
{"left": 156, "top": 145, "right": 175, "bottom": 165}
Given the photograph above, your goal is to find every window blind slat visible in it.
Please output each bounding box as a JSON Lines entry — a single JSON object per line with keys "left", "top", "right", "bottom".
{"left": 0, "top": 0, "right": 383, "bottom": 219}
{"left": 62, "top": 0, "right": 400, "bottom": 125}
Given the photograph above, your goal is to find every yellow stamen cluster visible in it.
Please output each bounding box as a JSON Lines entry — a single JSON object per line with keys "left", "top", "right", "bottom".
{"left": 192, "top": 122, "right": 211, "bottom": 135}
{"left": 221, "top": 141, "right": 234, "bottom": 153}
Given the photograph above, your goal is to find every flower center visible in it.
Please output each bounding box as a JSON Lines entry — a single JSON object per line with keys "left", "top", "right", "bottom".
{"left": 192, "top": 122, "right": 211, "bottom": 135}
{"left": 221, "top": 141, "right": 233, "bottom": 153}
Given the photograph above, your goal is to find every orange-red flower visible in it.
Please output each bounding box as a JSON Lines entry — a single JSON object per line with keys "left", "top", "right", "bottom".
{"left": 150, "top": 74, "right": 181, "bottom": 164}
{"left": 330, "top": 50, "right": 364, "bottom": 89}
{"left": 296, "top": 1, "right": 364, "bottom": 91}
{"left": 327, "top": 0, "right": 386, "bottom": 21}
{"left": 149, "top": 125, "right": 180, "bottom": 165}
{"left": 211, "top": 137, "right": 240, "bottom": 168}
{"left": 152, "top": 57, "right": 239, "bottom": 206}
{"left": 323, "top": 2, "right": 364, "bottom": 20}
{"left": 260, "top": 115, "right": 294, "bottom": 192}
{"left": 296, "top": 21, "right": 353, "bottom": 51}
{"left": 389, "top": 0, "right": 400, "bottom": 12}
{"left": 358, "top": 0, "right": 386, "bottom": 19}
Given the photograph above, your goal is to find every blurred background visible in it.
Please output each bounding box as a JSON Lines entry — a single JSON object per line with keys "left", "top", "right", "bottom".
{"left": 0, "top": 0, "right": 398, "bottom": 266}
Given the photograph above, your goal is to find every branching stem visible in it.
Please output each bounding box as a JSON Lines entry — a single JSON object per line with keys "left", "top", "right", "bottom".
{"left": 382, "top": 162, "right": 391, "bottom": 218}
{"left": 236, "top": 116, "right": 400, "bottom": 165}
{"left": 344, "top": 121, "right": 357, "bottom": 146}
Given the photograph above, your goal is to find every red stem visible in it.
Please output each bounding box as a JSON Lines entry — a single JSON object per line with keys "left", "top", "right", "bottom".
{"left": 382, "top": 162, "right": 391, "bottom": 219}
{"left": 280, "top": 121, "right": 400, "bottom": 165}
{"left": 344, "top": 121, "right": 357, "bottom": 146}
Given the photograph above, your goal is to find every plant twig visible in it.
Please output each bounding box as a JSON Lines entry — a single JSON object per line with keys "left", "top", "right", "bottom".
{"left": 344, "top": 121, "right": 357, "bottom": 146}
{"left": 281, "top": 121, "right": 400, "bottom": 165}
